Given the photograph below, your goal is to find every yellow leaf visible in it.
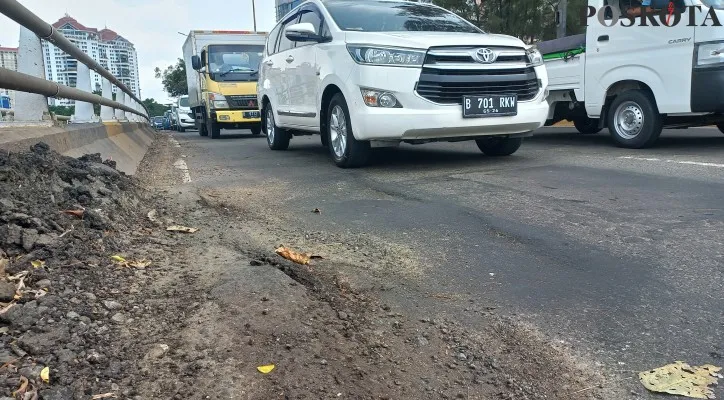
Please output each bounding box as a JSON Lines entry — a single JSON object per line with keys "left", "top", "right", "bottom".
{"left": 257, "top": 364, "right": 275, "bottom": 374}
{"left": 166, "top": 225, "right": 199, "bottom": 233}
{"left": 639, "top": 361, "right": 722, "bottom": 399}
{"left": 30, "top": 260, "right": 45, "bottom": 269}
{"left": 40, "top": 366, "right": 49, "bottom": 383}
{"left": 110, "top": 255, "right": 126, "bottom": 263}
{"left": 275, "top": 246, "right": 312, "bottom": 265}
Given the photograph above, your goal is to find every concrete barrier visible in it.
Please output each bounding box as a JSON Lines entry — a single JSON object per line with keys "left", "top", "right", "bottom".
{"left": 0, "top": 122, "right": 155, "bottom": 175}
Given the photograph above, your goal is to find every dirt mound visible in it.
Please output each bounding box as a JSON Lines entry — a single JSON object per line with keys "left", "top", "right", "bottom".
{"left": 0, "top": 143, "right": 151, "bottom": 399}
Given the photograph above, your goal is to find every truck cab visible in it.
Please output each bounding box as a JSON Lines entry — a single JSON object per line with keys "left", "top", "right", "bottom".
{"left": 183, "top": 31, "right": 267, "bottom": 139}
{"left": 542, "top": 0, "right": 724, "bottom": 147}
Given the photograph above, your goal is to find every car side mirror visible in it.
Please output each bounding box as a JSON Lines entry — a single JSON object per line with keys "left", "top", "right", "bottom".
{"left": 285, "top": 22, "right": 322, "bottom": 42}
{"left": 191, "top": 55, "right": 202, "bottom": 70}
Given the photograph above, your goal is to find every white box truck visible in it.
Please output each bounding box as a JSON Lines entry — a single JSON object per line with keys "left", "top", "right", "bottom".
{"left": 541, "top": 0, "right": 724, "bottom": 148}
{"left": 182, "top": 30, "right": 267, "bottom": 139}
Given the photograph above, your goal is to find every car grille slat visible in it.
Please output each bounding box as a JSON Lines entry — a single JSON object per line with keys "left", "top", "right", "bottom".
{"left": 417, "top": 46, "right": 539, "bottom": 105}
{"left": 227, "top": 95, "right": 259, "bottom": 110}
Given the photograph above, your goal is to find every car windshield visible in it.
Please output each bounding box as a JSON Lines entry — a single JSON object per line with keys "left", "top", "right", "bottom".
{"left": 700, "top": 0, "right": 724, "bottom": 8}
{"left": 324, "top": 0, "right": 482, "bottom": 33}
{"left": 208, "top": 45, "right": 265, "bottom": 82}
{"left": 179, "top": 97, "right": 190, "bottom": 107}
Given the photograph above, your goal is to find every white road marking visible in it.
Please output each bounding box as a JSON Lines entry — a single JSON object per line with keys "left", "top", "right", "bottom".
{"left": 173, "top": 159, "right": 192, "bottom": 183}
{"left": 619, "top": 156, "right": 724, "bottom": 168}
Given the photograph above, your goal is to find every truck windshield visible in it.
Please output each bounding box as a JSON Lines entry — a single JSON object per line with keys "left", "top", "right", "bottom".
{"left": 701, "top": 0, "right": 724, "bottom": 8}
{"left": 324, "top": 0, "right": 483, "bottom": 33}
{"left": 207, "top": 45, "right": 265, "bottom": 82}
{"left": 179, "top": 97, "right": 190, "bottom": 108}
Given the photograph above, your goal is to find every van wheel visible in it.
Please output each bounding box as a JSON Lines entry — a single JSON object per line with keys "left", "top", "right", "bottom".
{"left": 207, "top": 118, "right": 221, "bottom": 139}
{"left": 251, "top": 126, "right": 262, "bottom": 136}
{"left": 265, "top": 104, "right": 290, "bottom": 150}
{"left": 328, "top": 93, "right": 370, "bottom": 168}
{"left": 476, "top": 137, "right": 523, "bottom": 156}
{"left": 607, "top": 90, "right": 663, "bottom": 148}
{"left": 717, "top": 123, "right": 724, "bottom": 134}
{"left": 573, "top": 116, "right": 602, "bottom": 134}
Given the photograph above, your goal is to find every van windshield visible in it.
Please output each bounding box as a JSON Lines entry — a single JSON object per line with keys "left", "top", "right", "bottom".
{"left": 207, "top": 44, "right": 265, "bottom": 82}
{"left": 324, "top": 0, "right": 482, "bottom": 33}
{"left": 701, "top": 0, "right": 724, "bottom": 8}
{"left": 179, "top": 97, "right": 190, "bottom": 108}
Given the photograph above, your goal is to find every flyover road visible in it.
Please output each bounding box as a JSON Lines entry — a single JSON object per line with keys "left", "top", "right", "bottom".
{"left": 171, "top": 126, "right": 724, "bottom": 396}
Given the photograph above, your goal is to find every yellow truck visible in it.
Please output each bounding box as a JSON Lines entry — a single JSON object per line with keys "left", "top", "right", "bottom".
{"left": 183, "top": 30, "right": 267, "bottom": 139}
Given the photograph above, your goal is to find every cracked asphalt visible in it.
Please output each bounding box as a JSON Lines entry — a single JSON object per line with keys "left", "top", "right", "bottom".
{"left": 171, "top": 126, "right": 724, "bottom": 398}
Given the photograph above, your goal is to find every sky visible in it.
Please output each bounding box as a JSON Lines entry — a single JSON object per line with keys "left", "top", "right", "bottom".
{"left": 0, "top": 0, "right": 276, "bottom": 104}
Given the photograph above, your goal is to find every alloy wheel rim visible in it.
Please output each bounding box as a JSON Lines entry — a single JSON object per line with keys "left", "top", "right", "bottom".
{"left": 329, "top": 105, "right": 347, "bottom": 158}
{"left": 266, "top": 108, "right": 275, "bottom": 144}
{"left": 614, "top": 101, "right": 645, "bottom": 140}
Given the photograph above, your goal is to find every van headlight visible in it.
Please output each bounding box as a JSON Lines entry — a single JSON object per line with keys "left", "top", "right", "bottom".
{"left": 347, "top": 45, "right": 425, "bottom": 67}
{"left": 695, "top": 41, "right": 724, "bottom": 67}
{"left": 208, "top": 93, "right": 229, "bottom": 109}
{"left": 526, "top": 47, "right": 543, "bottom": 67}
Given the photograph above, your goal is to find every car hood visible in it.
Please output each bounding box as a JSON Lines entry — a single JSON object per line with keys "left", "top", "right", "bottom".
{"left": 343, "top": 31, "right": 526, "bottom": 50}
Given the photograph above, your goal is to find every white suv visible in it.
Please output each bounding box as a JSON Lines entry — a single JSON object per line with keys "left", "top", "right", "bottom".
{"left": 258, "top": 0, "right": 550, "bottom": 168}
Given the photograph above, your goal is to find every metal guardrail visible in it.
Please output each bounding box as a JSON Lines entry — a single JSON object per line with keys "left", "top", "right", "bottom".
{"left": 0, "top": 0, "right": 149, "bottom": 120}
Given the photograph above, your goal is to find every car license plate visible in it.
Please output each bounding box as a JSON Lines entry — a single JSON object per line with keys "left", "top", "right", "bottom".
{"left": 462, "top": 95, "right": 518, "bottom": 118}
{"left": 244, "top": 111, "right": 260, "bottom": 119}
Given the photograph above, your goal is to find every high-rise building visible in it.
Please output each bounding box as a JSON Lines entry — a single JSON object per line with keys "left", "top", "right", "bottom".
{"left": 0, "top": 46, "right": 18, "bottom": 110}
{"left": 42, "top": 15, "right": 140, "bottom": 106}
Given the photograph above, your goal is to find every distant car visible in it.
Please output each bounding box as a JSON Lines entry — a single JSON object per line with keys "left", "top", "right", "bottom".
{"left": 175, "top": 95, "right": 195, "bottom": 132}
{"left": 152, "top": 116, "right": 164, "bottom": 129}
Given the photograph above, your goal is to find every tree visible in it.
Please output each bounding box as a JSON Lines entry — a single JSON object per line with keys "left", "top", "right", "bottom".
{"left": 142, "top": 98, "right": 170, "bottom": 117}
{"left": 48, "top": 105, "right": 74, "bottom": 116}
{"left": 154, "top": 59, "right": 188, "bottom": 98}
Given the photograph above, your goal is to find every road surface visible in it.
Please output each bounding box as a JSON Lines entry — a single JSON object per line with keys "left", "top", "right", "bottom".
{"left": 170, "top": 126, "right": 724, "bottom": 397}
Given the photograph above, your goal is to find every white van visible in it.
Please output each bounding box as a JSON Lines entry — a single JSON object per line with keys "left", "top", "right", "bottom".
{"left": 542, "top": 0, "right": 724, "bottom": 148}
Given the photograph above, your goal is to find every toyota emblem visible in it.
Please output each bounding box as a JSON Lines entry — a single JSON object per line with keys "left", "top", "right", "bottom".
{"left": 476, "top": 48, "right": 496, "bottom": 64}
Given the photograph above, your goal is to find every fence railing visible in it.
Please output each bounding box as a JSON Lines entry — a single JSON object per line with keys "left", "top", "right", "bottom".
{"left": 0, "top": 0, "right": 149, "bottom": 121}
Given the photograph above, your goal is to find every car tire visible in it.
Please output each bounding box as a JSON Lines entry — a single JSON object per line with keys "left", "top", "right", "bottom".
{"left": 207, "top": 118, "right": 221, "bottom": 139}
{"left": 264, "top": 103, "right": 290, "bottom": 150}
{"left": 476, "top": 137, "right": 523, "bottom": 156}
{"left": 179, "top": 126, "right": 186, "bottom": 133}
{"left": 321, "top": 132, "right": 329, "bottom": 147}
{"left": 251, "top": 126, "right": 262, "bottom": 136}
{"left": 573, "top": 116, "right": 602, "bottom": 135}
{"left": 717, "top": 122, "right": 724, "bottom": 135}
{"left": 607, "top": 90, "right": 663, "bottom": 148}
{"left": 327, "top": 93, "right": 370, "bottom": 168}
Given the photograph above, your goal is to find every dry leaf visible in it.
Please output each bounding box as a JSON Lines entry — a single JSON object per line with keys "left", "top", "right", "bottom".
{"left": 13, "top": 376, "right": 28, "bottom": 397}
{"left": 639, "top": 361, "right": 722, "bottom": 399}
{"left": 166, "top": 225, "right": 199, "bottom": 233}
{"left": 61, "top": 209, "right": 84, "bottom": 218}
{"left": 110, "top": 255, "right": 126, "bottom": 263}
{"left": 91, "top": 393, "right": 117, "bottom": 399}
{"left": 128, "top": 260, "right": 151, "bottom": 269}
{"left": 30, "top": 260, "right": 45, "bottom": 269}
{"left": 40, "top": 366, "right": 49, "bottom": 383}
{"left": 257, "top": 364, "right": 275, "bottom": 374}
{"left": 275, "top": 246, "right": 312, "bottom": 265}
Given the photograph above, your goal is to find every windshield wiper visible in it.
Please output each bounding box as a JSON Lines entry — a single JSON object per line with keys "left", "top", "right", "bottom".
{"left": 219, "top": 68, "right": 258, "bottom": 77}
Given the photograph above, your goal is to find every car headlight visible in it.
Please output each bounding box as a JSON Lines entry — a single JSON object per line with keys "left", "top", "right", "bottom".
{"left": 526, "top": 47, "right": 543, "bottom": 67}
{"left": 347, "top": 45, "right": 425, "bottom": 67}
{"left": 208, "top": 93, "right": 229, "bottom": 109}
{"left": 695, "top": 41, "right": 724, "bottom": 67}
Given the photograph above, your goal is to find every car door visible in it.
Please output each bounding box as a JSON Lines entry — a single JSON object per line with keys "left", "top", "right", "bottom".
{"left": 260, "top": 22, "right": 283, "bottom": 111}
{"left": 282, "top": 4, "right": 324, "bottom": 129}
{"left": 273, "top": 11, "right": 301, "bottom": 126}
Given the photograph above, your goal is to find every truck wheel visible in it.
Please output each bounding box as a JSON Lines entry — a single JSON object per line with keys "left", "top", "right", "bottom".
{"left": 207, "top": 118, "right": 221, "bottom": 139}
{"left": 265, "top": 104, "right": 290, "bottom": 150}
{"left": 328, "top": 93, "right": 370, "bottom": 168}
{"left": 251, "top": 126, "right": 262, "bottom": 136}
{"left": 607, "top": 90, "right": 663, "bottom": 148}
{"left": 717, "top": 123, "right": 724, "bottom": 135}
{"left": 476, "top": 137, "right": 523, "bottom": 156}
{"left": 179, "top": 126, "right": 186, "bottom": 133}
{"left": 574, "top": 117, "right": 602, "bottom": 134}
{"left": 198, "top": 118, "right": 208, "bottom": 137}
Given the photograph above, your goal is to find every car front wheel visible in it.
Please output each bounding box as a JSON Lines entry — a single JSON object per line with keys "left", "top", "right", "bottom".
{"left": 264, "top": 104, "right": 290, "bottom": 150}
{"left": 476, "top": 137, "right": 523, "bottom": 156}
{"left": 327, "top": 93, "right": 370, "bottom": 168}
{"left": 717, "top": 122, "right": 724, "bottom": 135}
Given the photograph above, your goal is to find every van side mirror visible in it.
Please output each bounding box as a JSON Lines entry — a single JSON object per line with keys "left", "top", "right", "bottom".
{"left": 191, "top": 55, "right": 202, "bottom": 71}
{"left": 285, "top": 22, "right": 323, "bottom": 43}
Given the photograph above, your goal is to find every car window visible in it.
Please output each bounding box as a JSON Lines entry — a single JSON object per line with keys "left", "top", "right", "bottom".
{"left": 324, "top": 0, "right": 482, "bottom": 33}
{"left": 296, "top": 8, "right": 324, "bottom": 47}
{"left": 267, "top": 24, "right": 282, "bottom": 55}
{"left": 278, "top": 13, "right": 300, "bottom": 53}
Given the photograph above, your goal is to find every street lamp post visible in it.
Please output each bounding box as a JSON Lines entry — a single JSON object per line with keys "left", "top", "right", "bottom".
{"left": 251, "top": 0, "right": 257, "bottom": 32}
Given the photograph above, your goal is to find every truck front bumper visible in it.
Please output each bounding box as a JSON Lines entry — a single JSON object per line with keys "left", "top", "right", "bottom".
{"left": 213, "top": 110, "right": 261, "bottom": 124}
{"left": 691, "top": 65, "right": 724, "bottom": 113}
